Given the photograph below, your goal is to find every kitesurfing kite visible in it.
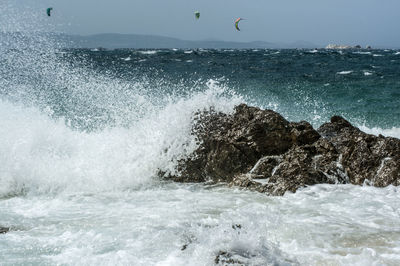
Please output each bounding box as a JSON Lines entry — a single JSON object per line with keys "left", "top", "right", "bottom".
{"left": 46, "top": 7, "right": 53, "bottom": 17}
{"left": 235, "top": 18, "right": 243, "bottom": 31}
{"left": 194, "top": 11, "right": 200, "bottom": 20}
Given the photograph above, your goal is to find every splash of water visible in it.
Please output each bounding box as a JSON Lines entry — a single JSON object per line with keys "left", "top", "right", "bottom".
{"left": 0, "top": 2, "right": 244, "bottom": 197}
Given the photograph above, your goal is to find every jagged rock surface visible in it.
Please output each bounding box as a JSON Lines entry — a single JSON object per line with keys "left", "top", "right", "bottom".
{"left": 0, "top": 227, "right": 10, "bottom": 234}
{"left": 318, "top": 116, "right": 400, "bottom": 187}
{"left": 162, "top": 104, "right": 400, "bottom": 195}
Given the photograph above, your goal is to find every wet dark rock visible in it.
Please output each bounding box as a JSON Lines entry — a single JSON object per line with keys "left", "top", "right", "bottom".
{"left": 166, "top": 104, "right": 295, "bottom": 183}
{"left": 215, "top": 251, "right": 246, "bottom": 265}
{"left": 161, "top": 104, "right": 400, "bottom": 195}
{"left": 230, "top": 138, "right": 346, "bottom": 196}
{"left": 318, "top": 116, "right": 400, "bottom": 186}
{"left": 0, "top": 227, "right": 10, "bottom": 234}
{"left": 289, "top": 121, "right": 321, "bottom": 146}
{"left": 232, "top": 224, "right": 242, "bottom": 230}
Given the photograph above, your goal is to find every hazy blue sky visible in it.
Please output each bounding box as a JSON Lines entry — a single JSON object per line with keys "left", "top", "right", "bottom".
{"left": 9, "top": 0, "right": 400, "bottom": 47}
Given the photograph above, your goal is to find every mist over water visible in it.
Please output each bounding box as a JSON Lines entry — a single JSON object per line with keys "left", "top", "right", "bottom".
{"left": 1, "top": 1, "right": 400, "bottom": 265}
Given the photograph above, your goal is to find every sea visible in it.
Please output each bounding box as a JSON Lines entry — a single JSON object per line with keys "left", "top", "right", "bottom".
{"left": 1, "top": 4, "right": 400, "bottom": 266}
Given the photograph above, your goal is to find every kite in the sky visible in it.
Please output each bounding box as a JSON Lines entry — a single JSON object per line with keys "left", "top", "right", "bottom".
{"left": 46, "top": 7, "right": 53, "bottom": 17}
{"left": 194, "top": 11, "right": 200, "bottom": 19}
{"left": 235, "top": 18, "right": 244, "bottom": 31}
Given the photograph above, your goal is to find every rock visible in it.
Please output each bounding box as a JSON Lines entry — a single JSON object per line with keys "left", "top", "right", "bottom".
{"left": 166, "top": 104, "right": 295, "bottom": 183}
{"left": 214, "top": 251, "right": 246, "bottom": 265}
{"left": 318, "top": 116, "right": 400, "bottom": 186}
{"left": 231, "top": 139, "right": 346, "bottom": 196}
{"left": 161, "top": 104, "right": 400, "bottom": 195}
{"left": 0, "top": 227, "right": 10, "bottom": 234}
{"left": 289, "top": 121, "right": 321, "bottom": 145}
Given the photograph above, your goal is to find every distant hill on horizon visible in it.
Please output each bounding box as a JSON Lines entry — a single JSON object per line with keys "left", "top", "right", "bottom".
{"left": 64, "top": 33, "right": 320, "bottom": 49}
{"left": 5, "top": 32, "right": 395, "bottom": 49}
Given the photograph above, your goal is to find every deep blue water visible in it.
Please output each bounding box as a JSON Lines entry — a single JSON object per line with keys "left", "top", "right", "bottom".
{"left": 56, "top": 48, "right": 400, "bottom": 130}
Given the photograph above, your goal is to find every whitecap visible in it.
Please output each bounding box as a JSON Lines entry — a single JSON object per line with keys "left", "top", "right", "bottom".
{"left": 139, "top": 50, "right": 158, "bottom": 55}
{"left": 363, "top": 71, "right": 373, "bottom": 76}
{"left": 264, "top": 51, "right": 280, "bottom": 56}
{"left": 337, "top": 70, "right": 353, "bottom": 75}
{"left": 353, "top": 51, "right": 372, "bottom": 55}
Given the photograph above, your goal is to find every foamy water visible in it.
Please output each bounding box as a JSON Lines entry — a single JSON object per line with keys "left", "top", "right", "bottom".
{"left": 1, "top": 182, "right": 400, "bottom": 265}
{"left": 1, "top": 83, "right": 399, "bottom": 265}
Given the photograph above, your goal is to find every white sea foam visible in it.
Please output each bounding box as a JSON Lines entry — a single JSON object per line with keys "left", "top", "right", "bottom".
{"left": 363, "top": 71, "right": 373, "bottom": 76}
{"left": 0, "top": 79, "right": 241, "bottom": 197}
{"left": 337, "top": 70, "right": 353, "bottom": 75}
{"left": 358, "top": 125, "right": 400, "bottom": 138}
{"left": 139, "top": 50, "right": 158, "bottom": 55}
{"left": 264, "top": 51, "right": 280, "bottom": 56}
{"left": 1, "top": 183, "right": 400, "bottom": 265}
{"left": 353, "top": 51, "right": 372, "bottom": 55}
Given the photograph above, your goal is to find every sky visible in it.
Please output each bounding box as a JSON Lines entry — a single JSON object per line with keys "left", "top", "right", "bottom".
{"left": 6, "top": 0, "right": 400, "bottom": 47}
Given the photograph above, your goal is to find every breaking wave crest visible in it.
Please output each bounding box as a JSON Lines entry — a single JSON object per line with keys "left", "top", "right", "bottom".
{"left": 0, "top": 82, "right": 242, "bottom": 197}
{"left": 0, "top": 1, "right": 245, "bottom": 197}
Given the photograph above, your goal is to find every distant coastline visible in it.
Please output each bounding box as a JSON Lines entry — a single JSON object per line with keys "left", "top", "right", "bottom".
{"left": 2, "top": 32, "right": 398, "bottom": 49}
{"left": 59, "top": 33, "right": 320, "bottom": 49}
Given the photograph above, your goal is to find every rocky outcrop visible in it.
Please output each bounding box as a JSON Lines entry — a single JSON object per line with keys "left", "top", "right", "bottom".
{"left": 318, "top": 116, "right": 400, "bottom": 187}
{"left": 161, "top": 104, "right": 400, "bottom": 195}
{"left": 0, "top": 227, "right": 10, "bottom": 234}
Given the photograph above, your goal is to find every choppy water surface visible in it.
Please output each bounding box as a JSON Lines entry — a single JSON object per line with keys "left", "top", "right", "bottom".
{"left": 1, "top": 1, "right": 400, "bottom": 265}
{"left": 1, "top": 184, "right": 400, "bottom": 265}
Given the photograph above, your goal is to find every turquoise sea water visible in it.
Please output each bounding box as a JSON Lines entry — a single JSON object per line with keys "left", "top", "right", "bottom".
{"left": 3, "top": 46, "right": 399, "bottom": 132}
